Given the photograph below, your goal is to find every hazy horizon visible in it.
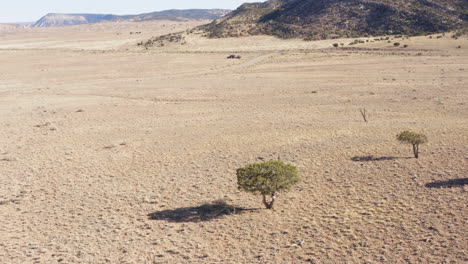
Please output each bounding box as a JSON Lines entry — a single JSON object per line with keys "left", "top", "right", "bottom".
{"left": 0, "top": 0, "right": 264, "bottom": 23}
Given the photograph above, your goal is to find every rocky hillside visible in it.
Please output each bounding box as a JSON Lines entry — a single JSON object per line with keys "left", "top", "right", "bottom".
{"left": 201, "top": 0, "right": 468, "bottom": 39}
{"left": 32, "top": 9, "right": 231, "bottom": 27}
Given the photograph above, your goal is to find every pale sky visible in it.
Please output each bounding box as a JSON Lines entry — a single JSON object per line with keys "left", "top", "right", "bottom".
{"left": 0, "top": 0, "right": 265, "bottom": 23}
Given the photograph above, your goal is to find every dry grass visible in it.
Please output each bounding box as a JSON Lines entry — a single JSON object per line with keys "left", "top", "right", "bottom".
{"left": 0, "top": 22, "right": 467, "bottom": 263}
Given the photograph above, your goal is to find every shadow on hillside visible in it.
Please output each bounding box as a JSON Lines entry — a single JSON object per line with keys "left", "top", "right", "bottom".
{"left": 425, "top": 178, "right": 468, "bottom": 189}
{"left": 350, "top": 155, "right": 406, "bottom": 162}
{"left": 148, "top": 200, "right": 257, "bottom": 223}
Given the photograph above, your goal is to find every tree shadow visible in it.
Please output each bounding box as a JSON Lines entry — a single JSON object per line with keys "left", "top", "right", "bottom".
{"left": 425, "top": 178, "right": 468, "bottom": 189}
{"left": 148, "top": 200, "right": 258, "bottom": 223}
{"left": 350, "top": 155, "right": 404, "bottom": 162}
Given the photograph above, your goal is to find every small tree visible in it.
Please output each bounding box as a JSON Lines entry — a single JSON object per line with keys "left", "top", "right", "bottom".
{"left": 236, "top": 160, "right": 300, "bottom": 209}
{"left": 397, "top": 131, "right": 428, "bottom": 159}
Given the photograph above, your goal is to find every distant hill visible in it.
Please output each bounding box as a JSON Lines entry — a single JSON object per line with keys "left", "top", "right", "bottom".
{"left": 32, "top": 14, "right": 120, "bottom": 27}
{"left": 201, "top": 0, "right": 468, "bottom": 39}
{"left": 32, "top": 9, "right": 231, "bottom": 27}
{"left": 128, "top": 9, "right": 232, "bottom": 22}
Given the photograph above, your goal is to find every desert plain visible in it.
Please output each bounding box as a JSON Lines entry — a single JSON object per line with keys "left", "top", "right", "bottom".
{"left": 0, "top": 20, "right": 467, "bottom": 263}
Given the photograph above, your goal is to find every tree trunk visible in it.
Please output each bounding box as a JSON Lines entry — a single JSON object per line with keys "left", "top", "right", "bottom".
{"left": 413, "top": 144, "right": 419, "bottom": 159}
{"left": 262, "top": 193, "right": 276, "bottom": 210}
{"left": 360, "top": 108, "right": 368, "bottom": 123}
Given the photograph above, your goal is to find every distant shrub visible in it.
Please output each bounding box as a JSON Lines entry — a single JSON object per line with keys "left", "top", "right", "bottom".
{"left": 397, "top": 131, "right": 428, "bottom": 159}
{"left": 452, "top": 32, "right": 461, "bottom": 39}
{"left": 349, "top": 39, "right": 366, "bottom": 45}
{"left": 394, "top": 42, "right": 400, "bottom": 47}
{"left": 237, "top": 161, "right": 300, "bottom": 209}
{"left": 403, "top": 44, "right": 408, "bottom": 48}
{"left": 333, "top": 43, "right": 339, "bottom": 47}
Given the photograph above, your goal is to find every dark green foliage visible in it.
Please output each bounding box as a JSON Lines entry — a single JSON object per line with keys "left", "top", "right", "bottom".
{"left": 333, "top": 43, "right": 339, "bottom": 47}
{"left": 236, "top": 160, "right": 300, "bottom": 209}
{"left": 394, "top": 42, "right": 400, "bottom": 46}
{"left": 397, "top": 131, "right": 428, "bottom": 159}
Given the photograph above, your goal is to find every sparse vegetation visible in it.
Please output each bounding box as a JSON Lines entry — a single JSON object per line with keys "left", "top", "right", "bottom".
{"left": 397, "top": 131, "right": 428, "bottom": 159}
{"left": 349, "top": 39, "right": 366, "bottom": 45}
{"left": 394, "top": 42, "right": 400, "bottom": 47}
{"left": 200, "top": 0, "right": 467, "bottom": 40}
{"left": 141, "top": 32, "right": 186, "bottom": 49}
{"left": 236, "top": 160, "right": 300, "bottom": 209}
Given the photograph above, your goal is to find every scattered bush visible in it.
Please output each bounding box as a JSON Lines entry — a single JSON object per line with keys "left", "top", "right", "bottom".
{"left": 394, "top": 42, "right": 400, "bottom": 47}
{"left": 397, "top": 131, "right": 428, "bottom": 159}
{"left": 333, "top": 43, "right": 339, "bottom": 47}
{"left": 452, "top": 32, "right": 462, "bottom": 39}
{"left": 140, "top": 32, "right": 186, "bottom": 49}
{"left": 349, "top": 39, "right": 366, "bottom": 45}
{"left": 403, "top": 44, "right": 408, "bottom": 48}
{"left": 237, "top": 161, "right": 300, "bottom": 209}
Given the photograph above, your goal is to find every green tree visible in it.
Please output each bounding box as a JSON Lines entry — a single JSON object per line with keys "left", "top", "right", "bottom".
{"left": 397, "top": 131, "right": 428, "bottom": 159}
{"left": 236, "top": 161, "right": 300, "bottom": 209}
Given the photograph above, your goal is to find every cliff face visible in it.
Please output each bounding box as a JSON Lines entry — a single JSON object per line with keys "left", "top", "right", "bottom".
{"left": 201, "top": 0, "right": 468, "bottom": 39}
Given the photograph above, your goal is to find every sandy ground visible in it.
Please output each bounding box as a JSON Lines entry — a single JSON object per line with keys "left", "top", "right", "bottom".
{"left": 0, "top": 21, "right": 467, "bottom": 264}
